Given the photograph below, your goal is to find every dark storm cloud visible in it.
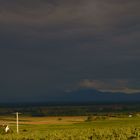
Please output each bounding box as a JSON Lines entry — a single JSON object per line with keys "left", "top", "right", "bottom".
{"left": 0, "top": 0, "right": 139, "bottom": 46}
{"left": 0, "top": 0, "right": 140, "bottom": 101}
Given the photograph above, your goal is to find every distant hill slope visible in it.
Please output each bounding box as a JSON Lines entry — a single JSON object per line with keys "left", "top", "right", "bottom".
{"left": 48, "top": 88, "right": 140, "bottom": 102}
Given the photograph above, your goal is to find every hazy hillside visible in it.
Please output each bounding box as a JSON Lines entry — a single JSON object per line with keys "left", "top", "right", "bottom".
{"left": 47, "top": 88, "right": 140, "bottom": 102}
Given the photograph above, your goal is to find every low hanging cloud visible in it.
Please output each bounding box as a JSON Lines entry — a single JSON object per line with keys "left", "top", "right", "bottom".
{"left": 79, "top": 79, "right": 128, "bottom": 89}
{"left": 79, "top": 79, "right": 140, "bottom": 93}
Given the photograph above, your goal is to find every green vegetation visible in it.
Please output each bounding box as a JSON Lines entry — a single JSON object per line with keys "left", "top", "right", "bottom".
{"left": 1, "top": 127, "right": 140, "bottom": 140}
{"left": 0, "top": 103, "right": 140, "bottom": 139}
{"left": 0, "top": 115, "right": 140, "bottom": 139}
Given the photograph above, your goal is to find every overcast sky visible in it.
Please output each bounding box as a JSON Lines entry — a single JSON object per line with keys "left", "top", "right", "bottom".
{"left": 0, "top": 0, "right": 140, "bottom": 102}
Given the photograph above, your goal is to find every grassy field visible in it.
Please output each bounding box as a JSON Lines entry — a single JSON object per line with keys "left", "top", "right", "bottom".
{"left": 0, "top": 115, "right": 140, "bottom": 139}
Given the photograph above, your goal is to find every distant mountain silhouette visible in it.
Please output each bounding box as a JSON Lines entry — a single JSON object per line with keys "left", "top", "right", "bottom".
{"left": 48, "top": 88, "right": 140, "bottom": 102}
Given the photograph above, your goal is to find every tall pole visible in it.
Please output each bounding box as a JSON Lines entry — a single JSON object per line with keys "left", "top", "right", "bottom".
{"left": 16, "top": 112, "right": 19, "bottom": 133}
{"left": 13, "top": 112, "right": 21, "bottom": 133}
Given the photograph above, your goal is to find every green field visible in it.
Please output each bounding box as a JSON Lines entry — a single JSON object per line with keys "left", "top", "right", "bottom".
{"left": 0, "top": 115, "right": 140, "bottom": 139}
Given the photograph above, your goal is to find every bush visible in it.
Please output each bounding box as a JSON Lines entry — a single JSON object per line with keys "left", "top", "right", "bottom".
{"left": 85, "top": 115, "right": 94, "bottom": 122}
{"left": 58, "top": 118, "right": 62, "bottom": 121}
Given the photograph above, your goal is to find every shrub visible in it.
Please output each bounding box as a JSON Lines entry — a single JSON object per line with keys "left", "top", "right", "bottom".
{"left": 85, "top": 115, "right": 94, "bottom": 122}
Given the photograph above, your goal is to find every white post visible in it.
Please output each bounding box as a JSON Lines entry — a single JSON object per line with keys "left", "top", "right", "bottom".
{"left": 16, "top": 112, "right": 19, "bottom": 133}
{"left": 13, "top": 112, "right": 21, "bottom": 134}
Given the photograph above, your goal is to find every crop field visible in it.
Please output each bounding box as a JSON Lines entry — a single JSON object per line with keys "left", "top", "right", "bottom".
{"left": 0, "top": 115, "right": 140, "bottom": 140}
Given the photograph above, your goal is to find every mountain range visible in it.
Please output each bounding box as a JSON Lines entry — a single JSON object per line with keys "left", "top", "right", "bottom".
{"left": 47, "top": 88, "right": 140, "bottom": 103}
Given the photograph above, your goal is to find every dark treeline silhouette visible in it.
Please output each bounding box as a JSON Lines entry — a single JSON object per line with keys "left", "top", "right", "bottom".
{"left": 0, "top": 102, "right": 140, "bottom": 116}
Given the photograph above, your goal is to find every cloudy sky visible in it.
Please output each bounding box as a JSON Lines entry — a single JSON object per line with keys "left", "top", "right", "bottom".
{"left": 0, "top": 0, "right": 140, "bottom": 102}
